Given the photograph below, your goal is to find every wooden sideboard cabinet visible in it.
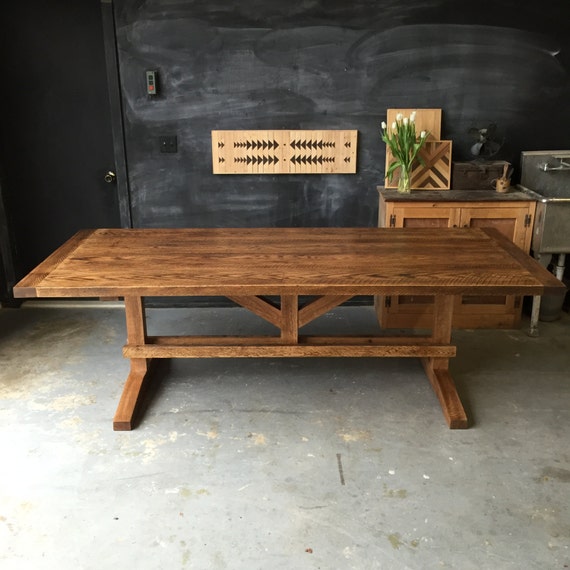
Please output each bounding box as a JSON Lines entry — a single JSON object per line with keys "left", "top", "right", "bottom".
{"left": 375, "top": 189, "right": 537, "bottom": 329}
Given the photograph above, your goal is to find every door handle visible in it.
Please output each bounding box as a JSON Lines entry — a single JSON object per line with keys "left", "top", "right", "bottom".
{"left": 104, "top": 171, "right": 116, "bottom": 183}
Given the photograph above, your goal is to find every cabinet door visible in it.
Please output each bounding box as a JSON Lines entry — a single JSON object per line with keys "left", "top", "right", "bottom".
{"left": 376, "top": 200, "right": 534, "bottom": 329}
{"left": 458, "top": 205, "right": 532, "bottom": 319}
{"left": 377, "top": 204, "right": 459, "bottom": 328}
{"left": 458, "top": 206, "right": 532, "bottom": 250}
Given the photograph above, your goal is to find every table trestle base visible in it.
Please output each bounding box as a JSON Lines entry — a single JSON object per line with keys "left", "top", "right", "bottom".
{"left": 113, "top": 293, "right": 467, "bottom": 431}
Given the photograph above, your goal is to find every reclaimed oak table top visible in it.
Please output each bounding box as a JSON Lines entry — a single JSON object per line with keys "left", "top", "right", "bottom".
{"left": 13, "top": 227, "right": 565, "bottom": 431}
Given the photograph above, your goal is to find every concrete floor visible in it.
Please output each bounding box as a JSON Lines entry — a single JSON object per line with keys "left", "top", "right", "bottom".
{"left": 0, "top": 301, "right": 569, "bottom": 570}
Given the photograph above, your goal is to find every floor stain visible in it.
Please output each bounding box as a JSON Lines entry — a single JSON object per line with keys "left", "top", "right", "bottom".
{"left": 58, "top": 416, "right": 83, "bottom": 428}
{"left": 387, "top": 532, "right": 421, "bottom": 550}
{"left": 337, "top": 429, "right": 372, "bottom": 442}
{"left": 538, "top": 467, "right": 570, "bottom": 483}
{"left": 182, "top": 549, "right": 191, "bottom": 565}
{"left": 140, "top": 437, "right": 169, "bottom": 462}
{"left": 248, "top": 432, "right": 266, "bottom": 445}
{"left": 388, "top": 533, "right": 403, "bottom": 549}
{"left": 383, "top": 484, "right": 408, "bottom": 499}
{"left": 29, "top": 393, "right": 96, "bottom": 412}
{"left": 197, "top": 423, "right": 219, "bottom": 440}
{"left": 74, "top": 430, "right": 104, "bottom": 452}
{"left": 177, "top": 487, "right": 209, "bottom": 498}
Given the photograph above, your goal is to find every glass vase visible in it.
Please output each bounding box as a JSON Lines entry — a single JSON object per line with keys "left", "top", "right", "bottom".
{"left": 397, "top": 165, "right": 411, "bottom": 194}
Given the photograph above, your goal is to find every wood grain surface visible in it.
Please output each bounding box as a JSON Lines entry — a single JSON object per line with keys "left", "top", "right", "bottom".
{"left": 386, "top": 109, "right": 442, "bottom": 141}
{"left": 13, "top": 227, "right": 564, "bottom": 299}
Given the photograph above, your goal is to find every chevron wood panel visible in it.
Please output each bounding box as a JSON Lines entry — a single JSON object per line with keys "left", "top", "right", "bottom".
{"left": 385, "top": 141, "right": 452, "bottom": 190}
{"left": 212, "top": 130, "right": 357, "bottom": 174}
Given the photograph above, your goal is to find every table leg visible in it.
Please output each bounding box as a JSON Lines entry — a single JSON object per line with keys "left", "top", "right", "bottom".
{"left": 421, "top": 295, "right": 468, "bottom": 429}
{"left": 280, "top": 295, "right": 299, "bottom": 343}
{"left": 113, "top": 296, "right": 152, "bottom": 431}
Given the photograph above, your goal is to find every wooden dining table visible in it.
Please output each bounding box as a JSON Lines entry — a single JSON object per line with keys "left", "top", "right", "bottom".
{"left": 13, "top": 227, "right": 564, "bottom": 431}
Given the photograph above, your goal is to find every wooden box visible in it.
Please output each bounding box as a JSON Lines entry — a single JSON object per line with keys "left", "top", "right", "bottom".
{"left": 451, "top": 161, "right": 509, "bottom": 190}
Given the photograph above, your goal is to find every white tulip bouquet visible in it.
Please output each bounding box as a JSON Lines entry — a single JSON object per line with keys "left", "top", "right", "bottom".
{"left": 381, "top": 111, "right": 429, "bottom": 192}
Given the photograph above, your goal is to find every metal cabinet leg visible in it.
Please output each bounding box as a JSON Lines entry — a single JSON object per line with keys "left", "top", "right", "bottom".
{"left": 528, "top": 295, "right": 541, "bottom": 337}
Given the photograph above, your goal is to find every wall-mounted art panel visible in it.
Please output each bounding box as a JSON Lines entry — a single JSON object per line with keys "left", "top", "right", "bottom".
{"left": 212, "top": 130, "right": 357, "bottom": 174}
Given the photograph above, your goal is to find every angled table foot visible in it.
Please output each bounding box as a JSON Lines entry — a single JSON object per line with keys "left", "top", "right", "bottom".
{"left": 113, "top": 296, "right": 151, "bottom": 431}
{"left": 422, "top": 358, "right": 468, "bottom": 429}
{"left": 423, "top": 295, "right": 468, "bottom": 429}
{"left": 113, "top": 358, "right": 152, "bottom": 431}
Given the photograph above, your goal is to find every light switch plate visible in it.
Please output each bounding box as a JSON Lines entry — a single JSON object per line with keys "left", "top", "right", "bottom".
{"left": 159, "top": 136, "right": 177, "bottom": 153}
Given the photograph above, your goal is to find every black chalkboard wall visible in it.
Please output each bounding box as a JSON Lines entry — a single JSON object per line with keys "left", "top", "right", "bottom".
{"left": 114, "top": 0, "right": 570, "bottom": 229}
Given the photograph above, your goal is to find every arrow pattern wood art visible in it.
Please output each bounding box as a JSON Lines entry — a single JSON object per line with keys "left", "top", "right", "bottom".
{"left": 290, "top": 140, "right": 335, "bottom": 149}
{"left": 212, "top": 130, "right": 357, "bottom": 174}
{"left": 234, "top": 140, "right": 280, "bottom": 150}
{"left": 290, "top": 155, "right": 336, "bottom": 165}
{"left": 235, "top": 155, "right": 280, "bottom": 165}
